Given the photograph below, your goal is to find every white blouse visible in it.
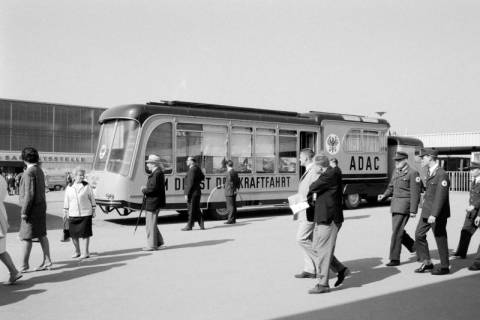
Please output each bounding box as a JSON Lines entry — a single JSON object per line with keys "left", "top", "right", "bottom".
{"left": 64, "top": 183, "right": 96, "bottom": 217}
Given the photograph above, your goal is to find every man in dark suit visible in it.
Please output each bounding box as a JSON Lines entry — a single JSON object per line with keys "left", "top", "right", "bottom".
{"left": 182, "top": 156, "right": 205, "bottom": 231}
{"left": 307, "top": 155, "right": 348, "bottom": 294}
{"left": 224, "top": 160, "right": 240, "bottom": 224}
{"left": 452, "top": 161, "right": 480, "bottom": 262}
{"left": 378, "top": 151, "right": 421, "bottom": 266}
{"left": 141, "top": 154, "right": 166, "bottom": 251}
{"left": 414, "top": 148, "right": 451, "bottom": 275}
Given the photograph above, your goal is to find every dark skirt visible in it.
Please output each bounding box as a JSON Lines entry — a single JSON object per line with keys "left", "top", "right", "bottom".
{"left": 19, "top": 212, "right": 47, "bottom": 240}
{"left": 69, "top": 216, "right": 93, "bottom": 238}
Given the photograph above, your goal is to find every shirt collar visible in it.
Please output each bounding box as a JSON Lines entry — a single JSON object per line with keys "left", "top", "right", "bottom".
{"left": 26, "top": 163, "right": 35, "bottom": 169}
{"left": 429, "top": 163, "right": 439, "bottom": 175}
{"left": 305, "top": 162, "right": 315, "bottom": 171}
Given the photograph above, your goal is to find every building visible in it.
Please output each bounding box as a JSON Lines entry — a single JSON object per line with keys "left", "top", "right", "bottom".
{"left": 0, "top": 98, "right": 105, "bottom": 176}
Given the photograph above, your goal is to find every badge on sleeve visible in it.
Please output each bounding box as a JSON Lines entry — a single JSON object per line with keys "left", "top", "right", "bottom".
{"left": 415, "top": 177, "right": 421, "bottom": 183}
{"left": 441, "top": 180, "right": 448, "bottom": 187}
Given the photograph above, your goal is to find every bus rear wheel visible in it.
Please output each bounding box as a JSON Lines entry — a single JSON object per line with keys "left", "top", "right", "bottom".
{"left": 344, "top": 194, "right": 361, "bottom": 209}
{"left": 206, "top": 208, "right": 229, "bottom": 220}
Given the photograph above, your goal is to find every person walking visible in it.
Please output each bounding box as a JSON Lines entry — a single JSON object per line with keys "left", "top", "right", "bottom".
{"left": 63, "top": 168, "right": 96, "bottom": 259}
{"left": 182, "top": 157, "right": 205, "bottom": 231}
{"left": 18, "top": 147, "right": 52, "bottom": 272}
{"left": 293, "top": 149, "right": 320, "bottom": 279}
{"left": 378, "top": 151, "right": 421, "bottom": 266}
{"left": 307, "top": 155, "right": 349, "bottom": 294}
{"left": 140, "top": 154, "right": 166, "bottom": 251}
{"left": 414, "top": 148, "right": 451, "bottom": 275}
{"left": 451, "top": 161, "right": 480, "bottom": 260}
{"left": 0, "top": 172, "right": 22, "bottom": 285}
{"left": 224, "top": 160, "right": 241, "bottom": 224}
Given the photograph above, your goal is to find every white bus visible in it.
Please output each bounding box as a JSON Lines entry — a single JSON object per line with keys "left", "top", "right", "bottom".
{"left": 88, "top": 100, "right": 421, "bottom": 218}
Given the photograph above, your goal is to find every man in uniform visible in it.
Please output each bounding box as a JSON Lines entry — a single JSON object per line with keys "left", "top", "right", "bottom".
{"left": 378, "top": 151, "right": 420, "bottom": 266}
{"left": 414, "top": 148, "right": 451, "bottom": 275}
{"left": 182, "top": 156, "right": 205, "bottom": 231}
{"left": 224, "top": 160, "right": 241, "bottom": 224}
{"left": 293, "top": 149, "right": 320, "bottom": 279}
{"left": 451, "top": 161, "right": 480, "bottom": 260}
{"left": 140, "top": 154, "right": 166, "bottom": 251}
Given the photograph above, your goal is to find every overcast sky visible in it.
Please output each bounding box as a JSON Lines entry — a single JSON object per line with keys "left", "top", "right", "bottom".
{"left": 1, "top": 0, "right": 479, "bottom": 134}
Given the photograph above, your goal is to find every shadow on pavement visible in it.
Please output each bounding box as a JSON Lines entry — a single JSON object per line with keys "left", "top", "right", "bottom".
{"left": 272, "top": 272, "right": 480, "bottom": 320}
{"left": 339, "top": 257, "right": 401, "bottom": 289}
{"left": 162, "top": 239, "right": 234, "bottom": 250}
{"left": 5, "top": 202, "right": 64, "bottom": 233}
{"left": 344, "top": 214, "right": 370, "bottom": 220}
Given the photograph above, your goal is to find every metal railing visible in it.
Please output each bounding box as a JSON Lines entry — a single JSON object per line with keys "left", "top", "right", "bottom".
{"left": 447, "top": 171, "right": 471, "bottom": 192}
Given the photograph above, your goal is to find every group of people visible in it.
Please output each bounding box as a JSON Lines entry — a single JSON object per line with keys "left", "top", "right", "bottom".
{"left": 0, "top": 147, "right": 96, "bottom": 285}
{"left": 1, "top": 172, "right": 22, "bottom": 196}
{"left": 293, "top": 147, "right": 480, "bottom": 294}
{"left": 139, "top": 155, "right": 240, "bottom": 251}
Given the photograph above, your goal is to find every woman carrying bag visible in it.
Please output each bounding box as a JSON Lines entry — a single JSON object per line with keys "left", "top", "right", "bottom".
{"left": 63, "top": 168, "right": 96, "bottom": 259}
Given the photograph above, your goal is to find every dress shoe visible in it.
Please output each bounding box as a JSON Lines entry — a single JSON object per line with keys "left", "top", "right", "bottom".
{"left": 431, "top": 267, "right": 450, "bottom": 275}
{"left": 450, "top": 252, "right": 466, "bottom": 259}
{"left": 34, "top": 262, "right": 53, "bottom": 271}
{"left": 386, "top": 260, "right": 400, "bottom": 267}
{"left": 181, "top": 226, "right": 192, "bottom": 231}
{"left": 468, "top": 264, "right": 480, "bottom": 271}
{"left": 141, "top": 247, "right": 157, "bottom": 251}
{"left": 294, "top": 271, "right": 316, "bottom": 279}
{"left": 414, "top": 263, "right": 434, "bottom": 273}
{"left": 308, "top": 284, "right": 330, "bottom": 294}
{"left": 407, "top": 246, "right": 416, "bottom": 253}
{"left": 334, "top": 267, "right": 350, "bottom": 287}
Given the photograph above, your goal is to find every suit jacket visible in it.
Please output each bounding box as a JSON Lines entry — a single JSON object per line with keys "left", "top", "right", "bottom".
{"left": 224, "top": 169, "right": 240, "bottom": 196}
{"left": 142, "top": 168, "right": 166, "bottom": 211}
{"left": 468, "top": 180, "right": 480, "bottom": 218}
{"left": 421, "top": 166, "right": 450, "bottom": 219}
{"left": 307, "top": 167, "right": 344, "bottom": 225}
{"left": 184, "top": 164, "right": 205, "bottom": 198}
{"left": 382, "top": 164, "right": 421, "bottom": 214}
{"left": 19, "top": 164, "right": 47, "bottom": 219}
{"left": 297, "top": 164, "right": 320, "bottom": 221}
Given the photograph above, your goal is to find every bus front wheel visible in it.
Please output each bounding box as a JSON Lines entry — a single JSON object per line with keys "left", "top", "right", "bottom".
{"left": 344, "top": 194, "right": 361, "bottom": 209}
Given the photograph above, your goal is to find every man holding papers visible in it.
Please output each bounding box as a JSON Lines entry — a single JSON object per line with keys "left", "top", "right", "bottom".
{"left": 293, "top": 148, "right": 320, "bottom": 279}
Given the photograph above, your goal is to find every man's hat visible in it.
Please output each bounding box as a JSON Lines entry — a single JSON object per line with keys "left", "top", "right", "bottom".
{"left": 419, "top": 148, "right": 438, "bottom": 157}
{"left": 145, "top": 154, "right": 162, "bottom": 164}
{"left": 393, "top": 151, "right": 408, "bottom": 161}
{"left": 466, "top": 161, "right": 480, "bottom": 170}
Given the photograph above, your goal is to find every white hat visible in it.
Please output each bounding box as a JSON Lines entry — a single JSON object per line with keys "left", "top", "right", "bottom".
{"left": 145, "top": 154, "right": 162, "bottom": 164}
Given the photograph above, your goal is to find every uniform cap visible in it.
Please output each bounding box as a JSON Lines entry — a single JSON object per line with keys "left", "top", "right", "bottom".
{"left": 393, "top": 151, "right": 408, "bottom": 161}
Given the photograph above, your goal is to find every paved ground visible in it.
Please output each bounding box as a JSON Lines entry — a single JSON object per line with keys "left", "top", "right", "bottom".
{"left": 1, "top": 192, "right": 479, "bottom": 320}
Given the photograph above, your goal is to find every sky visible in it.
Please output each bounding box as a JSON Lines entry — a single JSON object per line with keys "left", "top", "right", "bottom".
{"left": 1, "top": 0, "right": 479, "bottom": 134}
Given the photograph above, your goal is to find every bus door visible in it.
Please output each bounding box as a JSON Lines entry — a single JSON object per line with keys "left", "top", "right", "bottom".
{"left": 299, "top": 131, "right": 317, "bottom": 177}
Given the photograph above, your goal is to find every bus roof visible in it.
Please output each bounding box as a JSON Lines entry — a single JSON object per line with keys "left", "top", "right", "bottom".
{"left": 98, "top": 100, "right": 390, "bottom": 127}
{"left": 388, "top": 136, "right": 424, "bottom": 147}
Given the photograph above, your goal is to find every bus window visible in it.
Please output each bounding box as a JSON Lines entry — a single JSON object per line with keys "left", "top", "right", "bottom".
{"left": 94, "top": 121, "right": 116, "bottom": 171}
{"left": 279, "top": 130, "right": 297, "bottom": 173}
{"left": 145, "top": 122, "right": 173, "bottom": 174}
{"left": 363, "top": 130, "right": 385, "bottom": 152}
{"left": 344, "top": 129, "right": 362, "bottom": 152}
{"left": 231, "top": 126, "right": 252, "bottom": 173}
{"left": 202, "top": 125, "right": 227, "bottom": 174}
{"left": 106, "top": 120, "right": 139, "bottom": 176}
{"left": 176, "top": 123, "right": 202, "bottom": 173}
{"left": 255, "top": 128, "right": 275, "bottom": 173}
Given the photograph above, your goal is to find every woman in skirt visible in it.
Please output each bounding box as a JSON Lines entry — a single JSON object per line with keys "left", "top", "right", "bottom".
{"left": 63, "top": 168, "right": 96, "bottom": 259}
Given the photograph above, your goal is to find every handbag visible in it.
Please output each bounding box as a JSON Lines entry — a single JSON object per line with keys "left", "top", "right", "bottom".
{"left": 61, "top": 216, "right": 70, "bottom": 242}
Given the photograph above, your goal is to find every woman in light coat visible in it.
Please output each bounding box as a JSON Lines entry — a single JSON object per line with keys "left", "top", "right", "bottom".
{"left": 0, "top": 172, "right": 22, "bottom": 284}
{"left": 64, "top": 168, "right": 96, "bottom": 259}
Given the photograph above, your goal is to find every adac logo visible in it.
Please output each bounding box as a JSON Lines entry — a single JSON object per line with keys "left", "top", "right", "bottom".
{"left": 326, "top": 134, "right": 340, "bottom": 155}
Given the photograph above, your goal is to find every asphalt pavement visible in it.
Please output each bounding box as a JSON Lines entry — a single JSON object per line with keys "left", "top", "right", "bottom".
{"left": 1, "top": 191, "right": 479, "bottom": 320}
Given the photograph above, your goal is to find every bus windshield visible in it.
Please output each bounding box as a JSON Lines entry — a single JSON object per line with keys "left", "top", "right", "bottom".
{"left": 93, "top": 119, "right": 140, "bottom": 176}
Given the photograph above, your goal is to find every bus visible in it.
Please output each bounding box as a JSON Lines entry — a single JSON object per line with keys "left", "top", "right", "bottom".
{"left": 88, "top": 100, "right": 422, "bottom": 218}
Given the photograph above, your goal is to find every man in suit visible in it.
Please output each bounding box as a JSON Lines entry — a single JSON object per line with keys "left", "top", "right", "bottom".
{"left": 140, "top": 154, "right": 166, "bottom": 251}
{"left": 224, "top": 160, "right": 241, "bottom": 224}
{"left": 307, "top": 155, "right": 349, "bottom": 294}
{"left": 294, "top": 149, "right": 320, "bottom": 279}
{"left": 182, "top": 156, "right": 205, "bottom": 231}
{"left": 451, "top": 161, "right": 480, "bottom": 261}
{"left": 378, "top": 151, "right": 421, "bottom": 266}
{"left": 414, "top": 148, "right": 451, "bottom": 275}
